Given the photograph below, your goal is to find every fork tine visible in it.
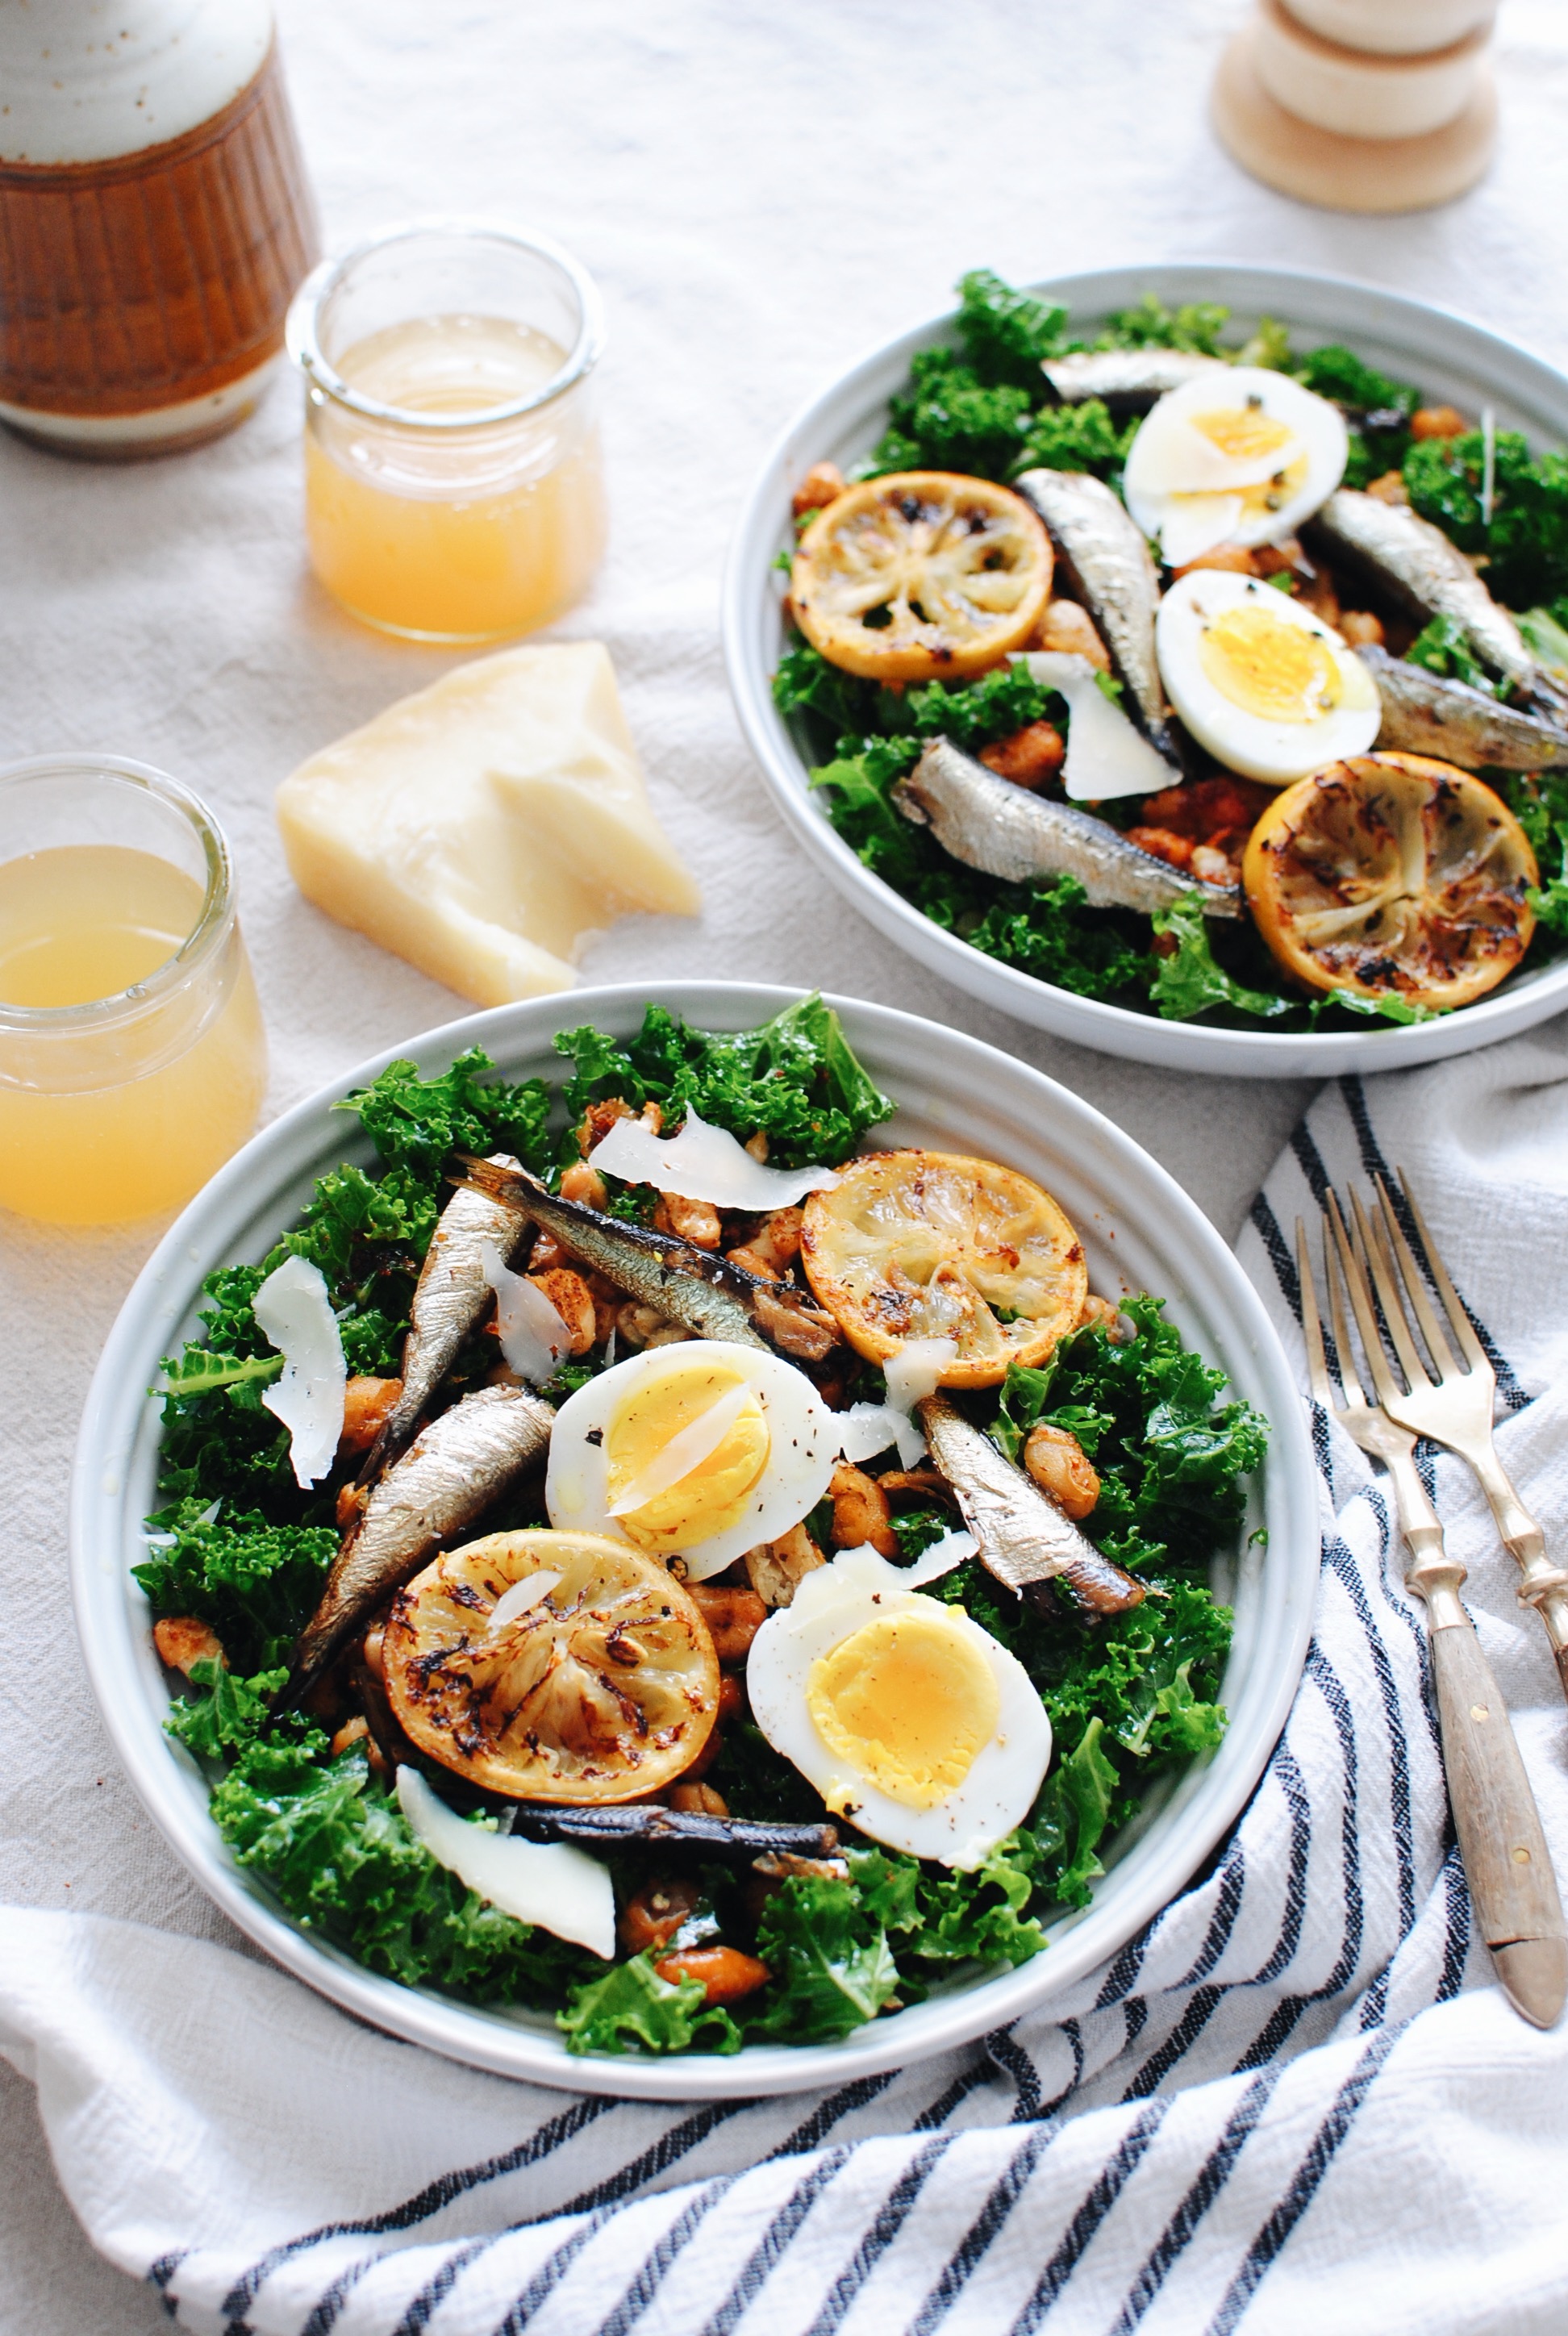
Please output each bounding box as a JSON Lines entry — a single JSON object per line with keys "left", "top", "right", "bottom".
{"left": 1396, "top": 1168, "right": 1490, "bottom": 1374}
{"left": 1296, "top": 1217, "right": 1337, "bottom": 1410}
{"left": 1349, "top": 1187, "right": 1432, "bottom": 1394}
{"left": 1327, "top": 1190, "right": 1402, "bottom": 1411}
{"left": 1321, "top": 1216, "right": 1367, "bottom": 1413}
{"left": 1374, "top": 1174, "right": 1459, "bottom": 1379}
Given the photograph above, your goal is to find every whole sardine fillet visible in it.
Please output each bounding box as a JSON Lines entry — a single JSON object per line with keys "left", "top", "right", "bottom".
{"left": 288, "top": 1384, "right": 555, "bottom": 1699}
{"left": 917, "top": 1394, "right": 1145, "bottom": 1616}
{"left": 450, "top": 1155, "right": 840, "bottom": 1361}
{"left": 1312, "top": 489, "right": 1537, "bottom": 695}
{"left": 1014, "top": 468, "right": 1179, "bottom": 763}
{"left": 366, "top": 1154, "right": 531, "bottom": 1476}
{"left": 893, "top": 737, "right": 1241, "bottom": 917}
{"left": 1359, "top": 645, "right": 1568, "bottom": 771}
{"left": 1042, "top": 349, "right": 1228, "bottom": 409}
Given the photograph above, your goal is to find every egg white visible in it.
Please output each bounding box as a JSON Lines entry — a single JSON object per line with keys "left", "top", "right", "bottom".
{"left": 544, "top": 1340, "right": 838, "bottom": 1583}
{"left": 747, "top": 1546, "right": 1053, "bottom": 1868}
{"left": 1156, "top": 569, "right": 1381, "bottom": 784}
{"left": 1124, "top": 367, "right": 1348, "bottom": 569}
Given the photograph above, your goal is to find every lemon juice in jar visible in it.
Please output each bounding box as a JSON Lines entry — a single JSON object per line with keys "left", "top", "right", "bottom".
{"left": 0, "top": 759, "right": 267, "bottom": 1225}
{"left": 290, "top": 225, "right": 607, "bottom": 644}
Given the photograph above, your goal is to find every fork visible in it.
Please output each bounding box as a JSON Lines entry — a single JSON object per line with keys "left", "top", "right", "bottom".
{"left": 1347, "top": 1173, "right": 1568, "bottom": 1705}
{"left": 1299, "top": 1208, "right": 1566, "bottom": 2028}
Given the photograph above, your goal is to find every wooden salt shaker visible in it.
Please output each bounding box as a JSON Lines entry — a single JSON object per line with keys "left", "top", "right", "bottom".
{"left": 1212, "top": 0, "right": 1499, "bottom": 214}
{"left": 0, "top": 0, "right": 318, "bottom": 458}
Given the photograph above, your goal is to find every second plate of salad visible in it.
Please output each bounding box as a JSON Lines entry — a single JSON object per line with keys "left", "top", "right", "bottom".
{"left": 725, "top": 262, "right": 1568, "bottom": 1076}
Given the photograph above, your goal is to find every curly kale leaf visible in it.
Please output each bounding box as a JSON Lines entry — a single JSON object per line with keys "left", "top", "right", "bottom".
{"left": 1011, "top": 398, "right": 1134, "bottom": 482}
{"left": 870, "top": 348, "right": 1035, "bottom": 479}
{"left": 341, "top": 1046, "right": 553, "bottom": 1179}
{"left": 1149, "top": 897, "right": 1293, "bottom": 1024}
{"left": 133, "top": 1500, "right": 336, "bottom": 1672}
{"left": 1096, "top": 294, "right": 1230, "bottom": 356}
{"left": 955, "top": 268, "right": 1068, "bottom": 388}
{"left": 743, "top": 1873, "right": 900, "bottom": 2042}
{"left": 848, "top": 1833, "right": 1049, "bottom": 1969}
{"left": 1504, "top": 770, "right": 1568, "bottom": 936}
{"left": 560, "top": 1954, "right": 741, "bottom": 2056}
{"left": 1406, "top": 429, "right": 1568, "bottom": 610}
{"left": 1030, "top": 1718, "right": 1121, "bottom": 1905}
{"left": 967, "top": 876, "right": 1151, "bottom": 1003}
{"left": 772, "top": 639, "right": 882, "bottom": 740}
{"left": 554, "top": 997, "right": 890, "bottom": 1169}
{"left": 1406, "top": 611, "right": 1496, "bottom": 695}
{"left": 213, "top": 1746, "right": 594, "bottom": 2000}
{"left": 165, "top": 1661, "right": 289, "bottom": 1762}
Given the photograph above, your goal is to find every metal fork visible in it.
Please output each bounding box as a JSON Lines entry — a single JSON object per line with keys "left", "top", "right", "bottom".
{"left": 1348, "top": 1173, "right": 1568, "bottom": 1704}
{"left": 1299, "top": 1208, "right": 1566, "bottom": 2028}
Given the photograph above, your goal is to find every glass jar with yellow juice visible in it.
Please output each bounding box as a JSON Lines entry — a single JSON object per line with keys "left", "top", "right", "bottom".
{"left": 0, "top": 758, "right": 268, "bottom": 1225}
{"left": 287, "top": 222, "right": 607, "bottom": 642}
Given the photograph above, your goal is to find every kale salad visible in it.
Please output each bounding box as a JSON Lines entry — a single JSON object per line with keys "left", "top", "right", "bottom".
{"left": 138, "top": 998, "right": 1266, "bottom": 2057}
{"left": 774, "top": 270, "right": 1568, "bottom": 1033}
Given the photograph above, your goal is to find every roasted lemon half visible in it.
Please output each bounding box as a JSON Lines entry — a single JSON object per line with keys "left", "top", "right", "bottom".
{"left": 800, "top": 1149, "right": 1086, "bottom": 1388}
{"left": 1243, "top": 751, "right": 1537, "bottom": 1012}
{"left": 790, "top": 473, "right": 1053, "bottom": 682}
{"left": 382, "top": 1529, "right": 719, "bottom": 1802}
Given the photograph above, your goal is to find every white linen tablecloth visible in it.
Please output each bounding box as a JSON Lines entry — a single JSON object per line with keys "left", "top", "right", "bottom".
{"left": 5, "top": 1, "right": 1568, "bottom": 2326}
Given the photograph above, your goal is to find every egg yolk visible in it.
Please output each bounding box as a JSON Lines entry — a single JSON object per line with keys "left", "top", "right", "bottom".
{"left": 1198, "top": 603, "right": 1341, "bottom": 724}
{"left": 807, "top": 1607, "right": 1001, "bottom": 1810}
{"left": 1191, "top": 405, "right": 1295, "bottom": 466}
{"left": 604, "top": 1363, "right": 769, "bottom": 1554}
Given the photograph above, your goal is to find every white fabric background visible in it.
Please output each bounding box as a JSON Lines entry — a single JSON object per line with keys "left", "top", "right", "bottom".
{"left": 4, "top": 0, "right": 1568, "bottom": 2324}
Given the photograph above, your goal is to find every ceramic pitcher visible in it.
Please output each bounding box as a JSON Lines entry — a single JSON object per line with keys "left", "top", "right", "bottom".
{"left": 0, "top": 0, "right": 318, "bottom": 457}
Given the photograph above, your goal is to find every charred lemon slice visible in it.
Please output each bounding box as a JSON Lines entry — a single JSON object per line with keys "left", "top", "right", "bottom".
{"left": 790, "top": 473, "right": 1053, "bottom": 682}
{"left": 382, "top": 1529, "right": 719, "bottom": 1802}
{"left": 1243, "top": 751, "right": 1537, "bottom": 1012}
{"left": 800, "top": 1149, "right": 1086, "bottom": 1388}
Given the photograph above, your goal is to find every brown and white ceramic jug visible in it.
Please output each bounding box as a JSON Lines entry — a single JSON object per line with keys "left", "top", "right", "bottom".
{"left": 0, "top": 0, "right": 318, "bottom": 457}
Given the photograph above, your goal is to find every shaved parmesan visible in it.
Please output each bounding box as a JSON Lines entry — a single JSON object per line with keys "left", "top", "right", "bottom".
{"left": 483, "top": 1242, "right": 570, "bottom": 1386}
{"left": 252, "top": 1255, "right": 347, "bottom": 1487}
{"left": 396, "top": 1768, "right": 615, "bottom": 1958}
{"left": 837, "top": 1401, "right": 926, "bottom": 1470}
{"left": 1018, "top": 650, "right": 1174, "bottom": 803}
{"left": 883, "top": 1337, "right": 959, "bottom": 1413}
{"left": 905, "top": 1527, "right": 979, "bottom": 1585}
{"left": 587, "top": 1103, "right": 840, "bottom": 1210}
{"left": 607, "top": 1382, "right": 756, "bottom": 1516}
{"left": 488, "top": 1570, "right": 563, "bottom": 1633}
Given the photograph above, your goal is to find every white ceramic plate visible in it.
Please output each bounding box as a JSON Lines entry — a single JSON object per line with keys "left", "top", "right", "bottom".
{"left": 71, "top": 982, "right": 1316, "bottom": 2100}
{"left": 724, "top": 261, "right": 1568, "bottom": 1078}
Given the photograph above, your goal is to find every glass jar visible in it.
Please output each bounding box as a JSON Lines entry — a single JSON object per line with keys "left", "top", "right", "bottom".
{"left": 0, "top": 756, "right": 268, "bottom": 1224}
{"left": 286, "top": 219, "right": 608, "bottom": 643}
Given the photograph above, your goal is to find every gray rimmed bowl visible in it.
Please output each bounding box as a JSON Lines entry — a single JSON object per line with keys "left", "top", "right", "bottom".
{"left": 723, "top": 262, "right": 1568, "bottom": 1078}
{"left": 71, "top": 982, "right": 1316, "bottom": 2099}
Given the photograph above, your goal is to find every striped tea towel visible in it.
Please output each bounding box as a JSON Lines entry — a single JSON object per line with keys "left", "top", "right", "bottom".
{"left": 6, "top": 1026, "right": 1568, "bottom": 2336}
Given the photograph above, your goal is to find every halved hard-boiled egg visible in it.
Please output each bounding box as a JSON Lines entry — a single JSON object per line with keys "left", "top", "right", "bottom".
{"left": 747, "top": 1544, "right": 1053, "bottom": 1868}
{"left": 544, "top": 1340, "right": 837, "bottom": 1583}
{"left": 1156, "top": 569, "right": 1381, "bottom": 785}
{"left": 1124, "top": 367, "right": 1347, "bottom": 570}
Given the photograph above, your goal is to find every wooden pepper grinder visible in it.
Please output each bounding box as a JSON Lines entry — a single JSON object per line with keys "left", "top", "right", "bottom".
{"left": 1212, "top": 0, "right": 1499, "bottom": 214}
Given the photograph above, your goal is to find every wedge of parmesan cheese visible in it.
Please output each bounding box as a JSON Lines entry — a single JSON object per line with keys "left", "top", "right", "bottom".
{"left": 275, "top": 642, "right": 700, "bottom": 1003}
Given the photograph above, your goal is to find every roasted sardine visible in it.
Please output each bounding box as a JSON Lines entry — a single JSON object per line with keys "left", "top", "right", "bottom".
{"left": 892, "top": 737, "right": 1241, "bottom": 917}
{"left": 1014, "top": 468, "right": 1180, "bottom": 763}
{"left": 918, "top": 1394, "right": 1145, "bottom": 1616}
{"left": 363, "top": 1154, "right": 531, "bottom": 1479}
{"left": 1311, "top": 489, "right": 1542, "bottom": 700}
{"left": 1359, "top": 644, "right": 1568, "bottom": 770}
{"left": 287, "top": 1385, "right": 556, "bottom": 1700}
{"left": 449, "top": 1155, "right": 840, "bottom": 1360}
{"left": 1041, "top": 349, "right": 1227, "bottom": 410}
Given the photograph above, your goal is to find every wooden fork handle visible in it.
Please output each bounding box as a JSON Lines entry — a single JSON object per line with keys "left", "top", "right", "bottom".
{"left": 1428, "top": 1616, "right": 1567, "bottom": 2026}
